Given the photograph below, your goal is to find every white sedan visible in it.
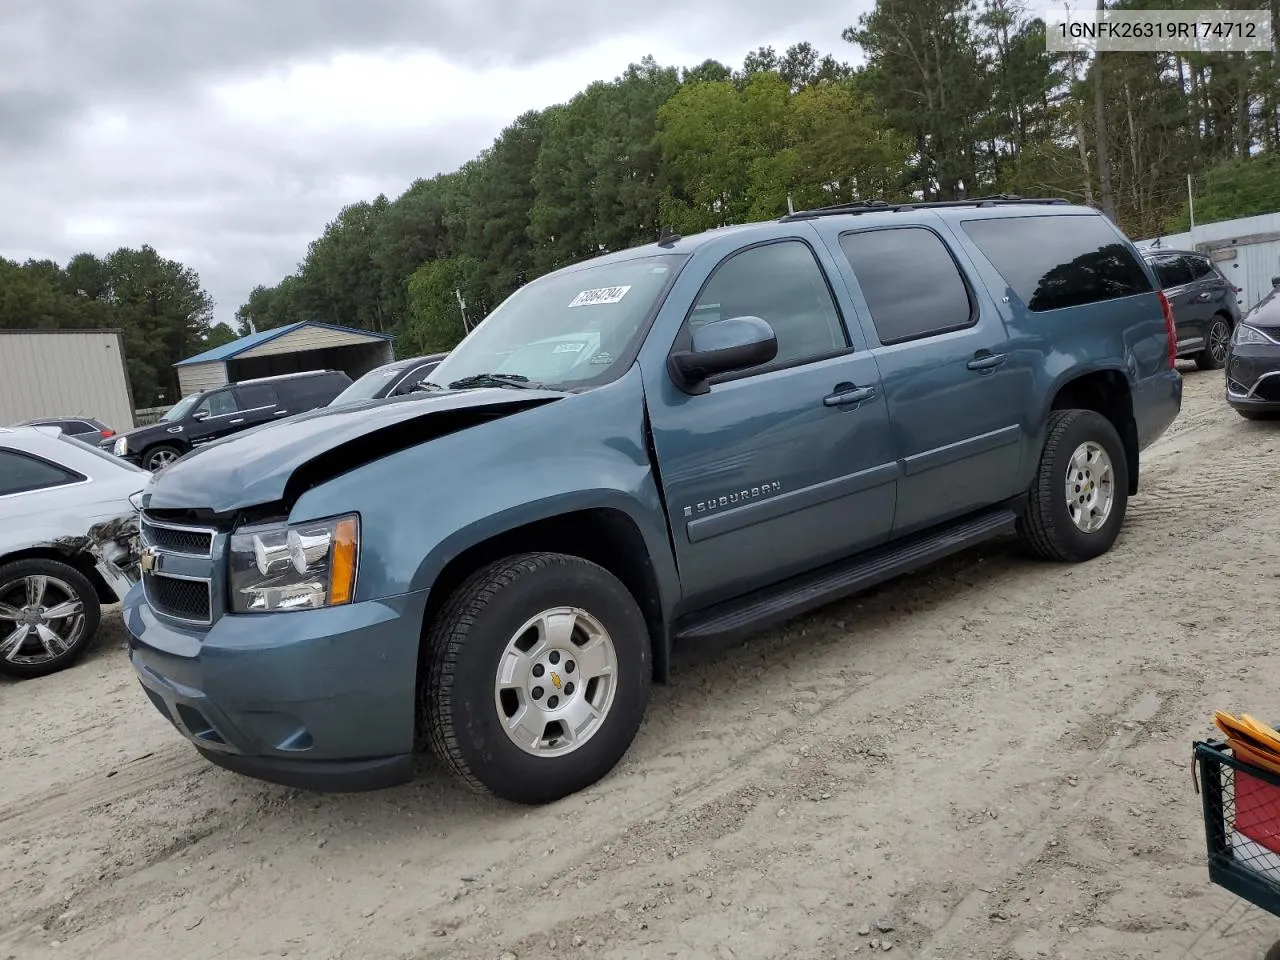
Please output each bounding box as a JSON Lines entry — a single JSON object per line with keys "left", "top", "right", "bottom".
{"left": 0, "top": 426, "right": 146, "bottom": 679}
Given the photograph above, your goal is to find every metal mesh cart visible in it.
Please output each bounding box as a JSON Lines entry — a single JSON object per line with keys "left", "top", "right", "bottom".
{"left": 1195, "top": 739, "right": 1280, "bottom": 960}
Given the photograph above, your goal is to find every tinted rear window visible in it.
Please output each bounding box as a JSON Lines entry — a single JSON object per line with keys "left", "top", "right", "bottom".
{"left": 961, "top": 215, "right": 1152, "bottom": 312}
{"left": 236, "top": 384, "right": 278, "bottom": 408}
{"left": 1150, "top": 255, "right": 1194, "bottom": 288}
{"left": 838, "top": 227, "right": 975, "bottom": 344}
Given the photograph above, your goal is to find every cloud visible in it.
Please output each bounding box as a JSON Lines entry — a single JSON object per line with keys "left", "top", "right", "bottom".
{"left": 0, "top": 0, "right": 869, "bottom": 327}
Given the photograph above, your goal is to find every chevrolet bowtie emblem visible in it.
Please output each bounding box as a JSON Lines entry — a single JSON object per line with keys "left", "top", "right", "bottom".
{"left": 550, "top": 671, "right": 562, "bottom": 690}
{"left": 139, "top": 547, "right": 159, "bottom": 573}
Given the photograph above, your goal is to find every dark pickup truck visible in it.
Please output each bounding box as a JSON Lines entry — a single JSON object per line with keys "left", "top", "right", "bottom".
{"left": 125, "top": 197, "right": 1182, "bottom": 805}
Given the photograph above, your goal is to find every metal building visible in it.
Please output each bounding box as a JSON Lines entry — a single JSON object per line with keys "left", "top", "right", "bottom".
{"left": 1140, "top": 211, "right": 1280, "bottom": 313}
{"left": 0, "top": 329, "right": 136, "bottom": 432}
{"left": 174, "top": 321, "right": 395, "bottom": 396}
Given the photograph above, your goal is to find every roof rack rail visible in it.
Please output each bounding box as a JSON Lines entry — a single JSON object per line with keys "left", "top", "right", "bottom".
{"left": 778, "top": 194, "right": 1072, "bottom": 222}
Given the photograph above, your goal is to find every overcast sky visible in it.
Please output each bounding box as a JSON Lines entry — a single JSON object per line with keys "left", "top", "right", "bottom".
{"left": 0, "top": 2, "right": 872, "bottom": 330}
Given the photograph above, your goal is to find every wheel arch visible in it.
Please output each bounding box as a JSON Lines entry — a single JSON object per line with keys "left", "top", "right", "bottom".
{"left": 1046, "top": 368, "right": 1139, "bottom": 496}
{"left": 417, "top": 505, "right": 675, "bottom": 688}
{"left": 0, "top": 547, "right": 117, "bottom": 604}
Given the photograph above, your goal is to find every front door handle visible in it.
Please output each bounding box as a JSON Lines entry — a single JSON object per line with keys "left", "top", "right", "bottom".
{"left": 274, "top": 410, "right": 290, "bottom": 417}
{"left": 967, "top": 352, "right": 1007, "bottom": 372}
{"left": 823, "top": 384, "right": 876, "bottom": 407}
{"left": 229, "top": 418, "right": 245, "bottom": 425}
{"left": 1195, "top": 292, "right": 1211, "bottom": 302}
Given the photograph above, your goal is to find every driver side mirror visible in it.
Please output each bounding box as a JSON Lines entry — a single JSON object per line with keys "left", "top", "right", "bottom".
{"left": 669, "top": 316, "right": 778, "bottom": 394}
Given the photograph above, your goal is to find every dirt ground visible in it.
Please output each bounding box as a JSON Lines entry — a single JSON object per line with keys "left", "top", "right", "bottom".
{"left": 3, "top": 365, "right": 1280, "bottom": 960}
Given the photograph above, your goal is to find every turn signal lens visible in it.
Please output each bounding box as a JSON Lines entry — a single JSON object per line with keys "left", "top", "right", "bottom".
{"left": 329, "top": 516, "right": 359, "bottom": 606}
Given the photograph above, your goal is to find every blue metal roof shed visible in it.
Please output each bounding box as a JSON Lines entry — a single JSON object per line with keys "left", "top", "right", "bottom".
{"left": 174, "top": 321, "right": 395, "bottom": 396}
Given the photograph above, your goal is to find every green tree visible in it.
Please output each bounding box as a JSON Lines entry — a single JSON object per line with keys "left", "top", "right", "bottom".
{"left": 405, "top": 256, "right": 484, "bottom": 354}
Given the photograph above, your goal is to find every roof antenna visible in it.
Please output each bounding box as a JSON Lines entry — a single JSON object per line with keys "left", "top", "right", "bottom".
{"left": 657, "top": 226, "right": 681, "bottom": 247}
{"left": 786, "top": 193, "right": 794, "bottom": 216}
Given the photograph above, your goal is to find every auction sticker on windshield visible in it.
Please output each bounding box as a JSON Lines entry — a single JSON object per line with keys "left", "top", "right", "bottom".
{"left": 569, "top": 285, "right": 631, "bottom": 307}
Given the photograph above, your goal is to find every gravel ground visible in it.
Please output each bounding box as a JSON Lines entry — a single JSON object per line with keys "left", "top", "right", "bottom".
{"left": 3, "top": 365, "right": 1280, "bottom": 960}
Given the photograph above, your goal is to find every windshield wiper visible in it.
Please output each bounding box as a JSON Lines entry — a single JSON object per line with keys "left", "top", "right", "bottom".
{"left": 407, "top": 380, "right": 444, "bottom": 394}
{"left": 447, "top": 373, "right": 540, "bottom": 390}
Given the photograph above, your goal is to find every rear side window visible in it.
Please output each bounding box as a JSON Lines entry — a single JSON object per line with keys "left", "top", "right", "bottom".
{"left": 282, "top": 374, "right": 345, "bottom": 406}
{"left": 0, "top": 449, "right": 84, "bottom": 496}
{"left": 236, "top": 384, "right": 278, "bottom": 409}
{"left": 1151, "top": 255, "right": 1194, "bottom": 288}
{"left": 1186, "top": 255, "right": 1215, "bottom": 280}
{"left": 838, "top": 227, "right": 974, "bottom": 345}
{"left": 961, "top": 215, "right": 1152, "bottom": 312}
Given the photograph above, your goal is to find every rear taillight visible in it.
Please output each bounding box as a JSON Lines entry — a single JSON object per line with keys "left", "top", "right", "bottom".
{"left": 100, "top": 429, "right": 115, "bottom": 438}
{"left": 1158, "top": 290, "right": 1177, "bottom": 368}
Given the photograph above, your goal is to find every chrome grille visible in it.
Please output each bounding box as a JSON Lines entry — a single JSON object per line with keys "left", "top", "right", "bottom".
{"left": 143, "top": 573, "right": 213, "bottom": 624}
{"left": 140, "top": 513, "right": 218, "bottom": 625}
{"left": 141, "top": 518, "right": 213, "bottom": 556}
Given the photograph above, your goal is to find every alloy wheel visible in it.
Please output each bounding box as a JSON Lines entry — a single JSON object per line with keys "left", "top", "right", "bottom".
{"left": 0, "top": 575, "right": 87, "bottom": 666}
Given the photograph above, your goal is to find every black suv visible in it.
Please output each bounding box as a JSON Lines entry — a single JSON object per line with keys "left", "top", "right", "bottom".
{"left": 1142, "top": 248, "right": 1242, "bottom": 370}
{"left": 106, "top": 369, "right": 351, "bottom": 470}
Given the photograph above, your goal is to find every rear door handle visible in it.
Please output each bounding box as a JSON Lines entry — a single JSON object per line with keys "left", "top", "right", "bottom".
{"left": 823, "top": 384, "right": 876, "bottom": 407}
{"left": 229, "top": 418, "right": 244, "bottom": 425}
{"left": 1195, "top": 292, "right": 1211, "bottom": 301}
{"left": 274, "top": 410, "right": 290, "bottom": 417}
{"left": 967, "top": 353, "right": 1007, "bottom": 371}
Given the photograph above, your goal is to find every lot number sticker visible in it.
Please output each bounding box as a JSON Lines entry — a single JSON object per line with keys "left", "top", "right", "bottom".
{"left": 569, "top": 285, "right": 631, "bottom": 307}
{"left": 553, "top": 341, "right": 586, "bottom": 353}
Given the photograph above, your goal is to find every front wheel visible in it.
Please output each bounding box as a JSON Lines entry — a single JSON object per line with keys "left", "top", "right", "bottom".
{"left": 0, "top": 559, "right": 102, "bottom": 679}
{"left": 142, "top": 444, "right": 183, "bottom": 471}
{"left": 1018, "top": 409, "right": 1130, "bottom": 563}
{"left": 421, "top": 552, "right": 652, "bottom": 804}
{"left": 1195, "top": 317, "right": 1231, "bottom": 371}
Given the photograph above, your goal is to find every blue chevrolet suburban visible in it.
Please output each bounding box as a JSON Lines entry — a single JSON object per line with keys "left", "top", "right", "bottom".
{"left": 126, "top": 197, "right": 1182, "bottom": 805}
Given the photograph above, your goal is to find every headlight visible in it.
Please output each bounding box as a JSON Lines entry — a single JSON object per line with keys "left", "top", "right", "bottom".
{"left": 1234, "top": 324, "right": 1280, "bottom": 346}
{"left": 128, "top": 491, "right": 144, "bottom": 511}
{"left": 228, "top": 513, "right": 360, "bottom": 613}
{"left": 113, "top": 436, "right": 128, "bottom": 456}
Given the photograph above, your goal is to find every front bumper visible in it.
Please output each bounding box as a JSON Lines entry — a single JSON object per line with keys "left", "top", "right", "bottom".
{"left": 1227, "top": 341, "right": 1280, "bottom": 413}
{"left": 124, "top": 583, "right": 430, "bottom": 792}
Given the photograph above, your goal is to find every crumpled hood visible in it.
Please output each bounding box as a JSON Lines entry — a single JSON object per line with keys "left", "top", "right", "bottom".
{"left": 142, "top": 387, "right": 565, "bottom": 514}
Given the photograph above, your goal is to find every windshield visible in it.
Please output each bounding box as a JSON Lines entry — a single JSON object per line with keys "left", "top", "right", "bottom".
{"left": 160, "top": 393, "right": 201, "bottom": 422}
{"left": 329, "top": 364, "right": 407, "bottom": 406}
{"left": 427, "top": 254, "right": 683, "bottom": 390}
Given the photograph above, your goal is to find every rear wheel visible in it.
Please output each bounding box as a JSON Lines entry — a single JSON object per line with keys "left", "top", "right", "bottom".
{"left": 143, "top": 444, "right": 182, "bottom": 471}
{"left": 0, "top": 559, "right": 102, "bottom": 679}
{"left": 1195, "top": 316, "right": 1231, "bottom": 370}
{"left": 1018, "top": 409, "right": 1130, "bottom": 563}
{"left": 421, "top": 552, "right": 652, "bottom": 804}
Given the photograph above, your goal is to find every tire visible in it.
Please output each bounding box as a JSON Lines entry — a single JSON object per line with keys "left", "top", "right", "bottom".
{"left": 421, "top": 552, "right": 652, "bottom": 804}
{"left": 142, "top": 444, "right": 183, "bottom": 471}
{"left": 1265, "top": 941, "right": 1280, "bottom": 960}
{"left": 1018, "top": 409, "right": 1130, "bottom": 563}
{"left": 1195, "top": 316, "right": 1232, "bottom": 371}
{"left": 0, "top": 558, "right": 102, "bottom": 679}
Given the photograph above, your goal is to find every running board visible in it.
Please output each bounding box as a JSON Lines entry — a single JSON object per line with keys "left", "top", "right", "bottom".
{"left": 674, "top": 507, "right": 1019, "bottom": 645}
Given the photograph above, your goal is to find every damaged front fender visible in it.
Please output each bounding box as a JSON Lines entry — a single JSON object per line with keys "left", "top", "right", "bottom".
{"left": 51, "top": 511, "right": 142, "bottom": 602}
